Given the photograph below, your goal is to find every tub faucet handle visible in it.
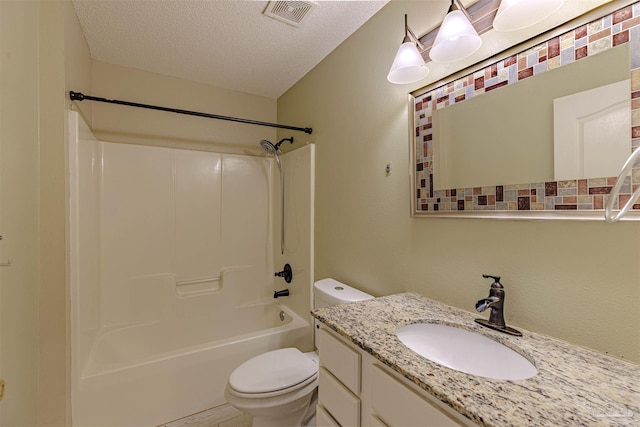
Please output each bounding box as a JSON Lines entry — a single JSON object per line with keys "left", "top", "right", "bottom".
{"left": 275, "top": 263, "right": 293, "bottom": 283}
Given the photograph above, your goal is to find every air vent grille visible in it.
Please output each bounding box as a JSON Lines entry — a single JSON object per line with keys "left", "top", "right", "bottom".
{"left": 264, "top": 1, "right": 317, "bottom": 27}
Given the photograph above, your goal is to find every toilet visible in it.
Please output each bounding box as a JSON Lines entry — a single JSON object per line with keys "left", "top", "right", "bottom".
{"left": 224, "top": 278, "right": 373, "bottom": 427}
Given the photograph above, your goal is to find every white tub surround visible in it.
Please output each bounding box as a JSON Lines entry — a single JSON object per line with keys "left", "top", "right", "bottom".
{"left": 312, "top": 293, "right": 639, "bottom": 426}
{"left": 68, "top": 111, "right": 315, "bottom": 426}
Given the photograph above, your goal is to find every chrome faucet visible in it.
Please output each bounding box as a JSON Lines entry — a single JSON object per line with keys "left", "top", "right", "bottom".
{"left": 475, "top": 274, "right": 522, "bottom": 336}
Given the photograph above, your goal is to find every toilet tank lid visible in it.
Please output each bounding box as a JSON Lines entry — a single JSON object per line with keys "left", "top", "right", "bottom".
{"left": 314, "top": 278, "right": 374, "bottom": 305}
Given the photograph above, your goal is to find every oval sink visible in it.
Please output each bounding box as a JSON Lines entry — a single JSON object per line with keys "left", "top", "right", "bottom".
{"left": 396, "top": 323, "right": 537, "bottom": 380}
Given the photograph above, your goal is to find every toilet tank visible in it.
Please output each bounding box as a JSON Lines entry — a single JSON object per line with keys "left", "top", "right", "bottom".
{"left": 313, "top": 279, "right": 374, "bottom": 349}
{"left": 313, "top": 278, "right": 374, "bottom": 309}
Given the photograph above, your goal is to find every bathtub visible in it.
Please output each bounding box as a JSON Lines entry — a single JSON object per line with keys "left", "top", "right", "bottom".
{"left": 72, "top": 302, "right": 310, "bottom": 427}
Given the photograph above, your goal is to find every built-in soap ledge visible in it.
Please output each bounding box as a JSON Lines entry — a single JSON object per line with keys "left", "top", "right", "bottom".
{"left": 175, "top": 265, "right": 252, "bottom": 296}
{"left": 175, "top": 277, "right": 221, "bottom": 295}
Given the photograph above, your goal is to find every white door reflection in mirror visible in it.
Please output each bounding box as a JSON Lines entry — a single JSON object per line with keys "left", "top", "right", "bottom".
{"left": 554, "top": 79, "right": 631, "bottom": 181}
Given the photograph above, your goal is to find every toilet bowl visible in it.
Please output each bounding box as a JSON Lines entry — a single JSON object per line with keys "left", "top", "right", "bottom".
{"left": 224, "top": 348, "right": 319, "bottom": 427}
{"left": 224, "top": 278, "right": 373, "bottom": 427}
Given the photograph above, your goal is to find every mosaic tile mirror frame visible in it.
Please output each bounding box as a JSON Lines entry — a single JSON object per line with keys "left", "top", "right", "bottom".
{"left": 410, "top": 0, "right": 640, "bottom": 220}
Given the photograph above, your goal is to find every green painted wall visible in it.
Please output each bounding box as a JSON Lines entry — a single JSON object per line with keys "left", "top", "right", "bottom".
{"left": 278, "top": 1, "right": 640, "bottom": 363}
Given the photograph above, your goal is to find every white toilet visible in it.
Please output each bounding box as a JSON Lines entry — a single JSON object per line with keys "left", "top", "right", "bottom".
{"left": 224, "top": 278, "right": 373, "bottom": 427}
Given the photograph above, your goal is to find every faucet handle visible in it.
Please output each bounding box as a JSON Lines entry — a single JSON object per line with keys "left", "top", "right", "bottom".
{"left": 482, "top": 274, "right": 503, "bottom": 288}
{"left": 476, "top": 274, "right": 522, "bottom": 336}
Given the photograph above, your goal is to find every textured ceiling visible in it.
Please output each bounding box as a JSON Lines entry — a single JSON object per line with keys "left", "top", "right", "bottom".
{"left": 72, "top": 0, "right": 389, "bottom": 99}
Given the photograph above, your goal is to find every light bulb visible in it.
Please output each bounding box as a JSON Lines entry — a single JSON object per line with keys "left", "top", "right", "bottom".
{"left": 430, "top": 9, "right": 482, "bottom": 63}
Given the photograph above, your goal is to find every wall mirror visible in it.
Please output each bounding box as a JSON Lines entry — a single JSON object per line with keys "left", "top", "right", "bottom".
{"left": 410, "top": 0, "right": 640, "bottom": 220}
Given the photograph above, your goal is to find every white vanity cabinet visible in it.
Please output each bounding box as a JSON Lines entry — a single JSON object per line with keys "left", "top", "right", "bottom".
{"left": 317, "top": 327, "right": 361, "bottom": 426}
{"left": 316, "top": 326, "right": 474, "bottom": 427}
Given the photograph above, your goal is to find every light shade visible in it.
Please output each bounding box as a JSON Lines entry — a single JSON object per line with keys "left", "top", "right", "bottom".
{"left": 493, "top": 0, "right": 564, "bottom": 32}
{"left": 429, "top": 9, "right": 482, "bottom": 63}
{"left": 387, "top": 41, "right": 429, "bottom": 84}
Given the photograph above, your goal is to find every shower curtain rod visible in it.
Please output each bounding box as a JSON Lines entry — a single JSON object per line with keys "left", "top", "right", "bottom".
{"left": 69, "top": 91, "right": 313, "bottom": 135}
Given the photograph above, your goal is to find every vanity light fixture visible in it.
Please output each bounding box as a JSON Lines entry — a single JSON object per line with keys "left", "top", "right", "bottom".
{"left": 493, "top": 0, "right": 564, "bottom": 32}
{"left": 387, "top": 14, "right": 429, "bottom": 84}
{"left": 429, "top": 0, "right": 482, "bottom": 63}
{"left": 493, "top": 0, "right": 564, "bottom": 31}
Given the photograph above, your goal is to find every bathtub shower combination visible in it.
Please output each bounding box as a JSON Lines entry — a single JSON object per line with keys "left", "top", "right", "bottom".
{"left": 68, "top": 111, "right": 314, "bottom": 426}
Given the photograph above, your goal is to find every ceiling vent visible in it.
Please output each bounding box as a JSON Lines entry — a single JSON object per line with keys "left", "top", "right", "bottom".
{"left": 263, "top": 1, "right": 317, "bottom": 27}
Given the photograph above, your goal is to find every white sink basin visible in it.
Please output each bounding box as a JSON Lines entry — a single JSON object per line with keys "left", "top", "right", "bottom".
{"left": 396, "top": 323, "right": 538, "bottom": 380}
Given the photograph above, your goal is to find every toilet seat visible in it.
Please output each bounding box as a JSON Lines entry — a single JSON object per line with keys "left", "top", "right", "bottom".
{"left": 228, "top": 348, "right": 318, "bottom": 398}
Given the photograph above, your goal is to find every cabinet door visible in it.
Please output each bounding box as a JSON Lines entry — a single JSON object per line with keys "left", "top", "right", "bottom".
{"left": 317, "top": 404, "right": 341, "bottom": 427}
{"left": 370, "top": 415, "right": 389, "bottom": 427}
{"left": 371, "top": 365, "right": 463, "bottom": 427}
{"left": 318, "top": 327, "right": 361, "bottom": 394}
{"left": 319, "top": 367, "right": 360, "bottom": 427}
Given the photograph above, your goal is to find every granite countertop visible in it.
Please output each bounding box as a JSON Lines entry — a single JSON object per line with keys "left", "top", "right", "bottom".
{"left": 311, "top": 293, "right": 639, "bottom": 427}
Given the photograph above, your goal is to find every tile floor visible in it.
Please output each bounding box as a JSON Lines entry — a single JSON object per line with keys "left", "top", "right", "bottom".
{"left": 158, "top": 403, "right": 317, "bottom": 427}
{"left": 158, "top": 403, "right": 252, "bottom": 427}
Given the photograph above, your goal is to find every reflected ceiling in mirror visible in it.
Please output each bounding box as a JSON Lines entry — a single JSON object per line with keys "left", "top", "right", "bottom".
{"left": 410, "top": 1, "right": 640, "bottom": 220}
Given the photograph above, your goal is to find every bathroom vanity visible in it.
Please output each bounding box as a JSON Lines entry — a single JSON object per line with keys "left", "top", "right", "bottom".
{"left": 312, "top": 293, "right": 639, "bottom": 427}
{"left": 316, "top": 326, "right": 473, "bottom": 426}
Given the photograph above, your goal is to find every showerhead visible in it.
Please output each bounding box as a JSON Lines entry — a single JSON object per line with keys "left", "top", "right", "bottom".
{"left": 259, "top": 137, "right": 294, "bottom": 156}
{"left": 260, "top": 139, "right": 281, "bottom": 170}
{"left": 260, "top": 139, "right": 278, "bottom": 156}
{"left": 259, "top": 137, "right": 294, "bottom": 171}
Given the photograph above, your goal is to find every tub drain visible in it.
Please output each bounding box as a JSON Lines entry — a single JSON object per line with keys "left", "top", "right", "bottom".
{"left": 279, "top": 310, "right": 286, "bottom": 321}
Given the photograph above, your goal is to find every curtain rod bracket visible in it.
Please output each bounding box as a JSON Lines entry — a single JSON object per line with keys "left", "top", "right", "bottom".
{"left": 69, "top": 91, "right": 313, "bottom": 135}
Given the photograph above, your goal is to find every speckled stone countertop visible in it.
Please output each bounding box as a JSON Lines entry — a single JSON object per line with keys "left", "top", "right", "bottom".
{"left": 311, "top": 293, "right": 639, "bottom": 427}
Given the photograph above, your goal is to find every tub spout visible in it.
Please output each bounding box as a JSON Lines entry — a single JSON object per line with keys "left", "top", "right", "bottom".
{"left": 273, "top": 289, "right": 290, "bottom": 298}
